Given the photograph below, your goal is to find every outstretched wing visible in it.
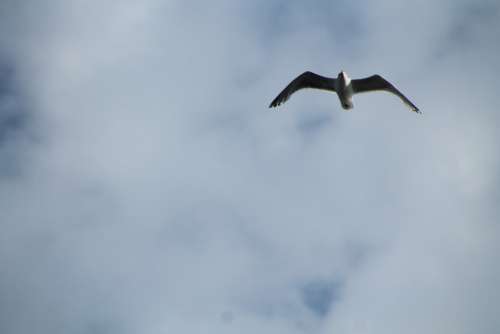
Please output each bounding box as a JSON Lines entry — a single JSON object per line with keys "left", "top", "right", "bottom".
{"left": 351, "top": 75, "right": 420, "bottom": 113}
{"left": 269, "top": 71, "right": 336, "bottom": 108}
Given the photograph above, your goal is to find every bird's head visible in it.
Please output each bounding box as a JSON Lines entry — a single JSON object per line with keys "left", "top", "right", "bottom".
{"left": 338, "top": 70, "right": 349, "bottom": 82}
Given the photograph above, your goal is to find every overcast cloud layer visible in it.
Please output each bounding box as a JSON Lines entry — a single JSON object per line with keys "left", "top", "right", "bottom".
{"left": 1, "top": 1, "right": 499, "bottom": 333}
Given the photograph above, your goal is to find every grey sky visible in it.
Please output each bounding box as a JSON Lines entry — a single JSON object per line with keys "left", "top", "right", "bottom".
{"left": 1, "top": 1, "right": 499, "bottom": 334}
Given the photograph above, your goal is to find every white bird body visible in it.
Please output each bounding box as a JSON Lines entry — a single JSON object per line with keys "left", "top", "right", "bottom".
{"left": 335, "top": 71, "right": 354, "bottom": 110}
{"left": 269, "top": 70, "right": 420, "bottom": 113}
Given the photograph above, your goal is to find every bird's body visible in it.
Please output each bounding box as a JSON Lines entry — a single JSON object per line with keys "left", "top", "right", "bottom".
{"left": 269, "top": 71, "right": 420, "bottom": 113}
{"left": 335, "top": 71, "right": 354, "bottom": 110}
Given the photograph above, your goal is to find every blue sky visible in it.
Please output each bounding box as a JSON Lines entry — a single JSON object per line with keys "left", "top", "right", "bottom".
{"left": 1, "top": 1, "right": 499, "bottom": 333}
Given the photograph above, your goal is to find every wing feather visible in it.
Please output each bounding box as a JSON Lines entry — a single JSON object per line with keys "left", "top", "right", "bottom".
{"left": 351, "top": 75, "right": 420, "bottom": 113}
{"left": 269, "top": 71, "right": 336, "bottom": 108}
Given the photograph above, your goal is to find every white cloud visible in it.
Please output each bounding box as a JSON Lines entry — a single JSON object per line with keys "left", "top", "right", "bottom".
{"left": 0, "top": 1, "right": 499, "bottom": 333}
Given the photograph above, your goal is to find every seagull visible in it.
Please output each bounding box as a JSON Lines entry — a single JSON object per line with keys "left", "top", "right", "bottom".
{"left": 269, "top": 71, "right": 420, "bottom": 113}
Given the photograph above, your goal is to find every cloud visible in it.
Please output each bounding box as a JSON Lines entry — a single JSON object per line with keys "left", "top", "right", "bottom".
{"left": 0, "top": 1, "right": 499, "bottom": 333}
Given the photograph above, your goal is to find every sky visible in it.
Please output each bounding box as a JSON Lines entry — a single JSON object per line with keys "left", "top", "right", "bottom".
{"left": 0, "top": 1, "right": 499, "bottom": 333}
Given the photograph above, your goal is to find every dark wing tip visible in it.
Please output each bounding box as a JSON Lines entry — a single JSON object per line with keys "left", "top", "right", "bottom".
{"left": 269, "top": 99, "right": 280, "bottom": 108}
{"left": 269, "top": 93, "right": 287, "bottom": 109}
{"left": 408, "top": 101, "right": 420, "bottom": 114}
{"left": 269, "top": 96, "right": 282, "bottom": 108}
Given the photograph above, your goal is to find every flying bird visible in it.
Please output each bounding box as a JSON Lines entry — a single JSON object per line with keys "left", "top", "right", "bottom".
{"left": 269, "top": 71, "right": 420, "bottom": 113}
